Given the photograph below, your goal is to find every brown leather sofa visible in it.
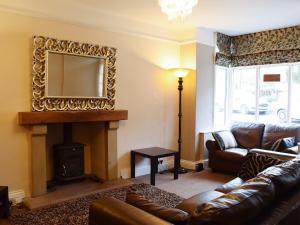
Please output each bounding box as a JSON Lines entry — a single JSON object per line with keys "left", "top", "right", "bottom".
{"left": 89, "top": 159, "right": 300, "bottom": 225}
{"left": 206, "top": 123, "right": 300, "bottom": 174}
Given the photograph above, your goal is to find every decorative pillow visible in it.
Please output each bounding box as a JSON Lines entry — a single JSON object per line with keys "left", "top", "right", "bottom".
{"left": 271, "top": 137, "right": 295, "bottom": 152}
{"left": 126, "top": 189, "right": 190, "bottom": 225}
{"left": 212, "top": 131, "right": 238, "bottom": 150}
{"left": 238, "top": 152, "right": 283, "bottom": 180}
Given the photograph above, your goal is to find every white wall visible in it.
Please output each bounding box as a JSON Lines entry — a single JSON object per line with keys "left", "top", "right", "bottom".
{"left": 0, "top": 10, "right": 180, "bottom": 196}
{"left": 195, "top": 28, "right": 215, "bottom": 161}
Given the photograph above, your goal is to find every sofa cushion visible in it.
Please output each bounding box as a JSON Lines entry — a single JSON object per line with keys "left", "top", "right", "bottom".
{"left": 271, "top": 137, "right": 295, "bottom": 152}
{"left": 215, "top": 177, "right": 245, "bottom": 193}
{"left": 189, "top": 177, "right": 275, "bottom": 225}
{"left": 257, "top": 158, "right": 300, "bottom": 195}
{"left": 238, "top": 152, "right": 283, "bottom": 180}
{"left": 284, "top": 146, "right": 299, "bottom": 155}
{"left": 126, "top": 189, "right": 190, "bottom": 225}
{"left": 212, "top": 131, "right": 238, "bottom": 150}
{"left": 231, "top": 122, "right": 265, "bottom": 149}
{"left": 262, "top": 124, "right": 300, "bottom": 150}
{"left": 215, "top": 148, "right": 248, "bottom": 162}
{"left": 249, "top": 182, "right": 300, "bottom": 225}
{"left": 176, "top": 191, "right": 224, "bottom": 215}
{"left": 225, "top": 148, "right": 248, "bottom": 156}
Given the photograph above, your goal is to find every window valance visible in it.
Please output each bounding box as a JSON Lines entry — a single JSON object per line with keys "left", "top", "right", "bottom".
{"left": 215, "top": 25, "right": 300, "bottom": 67}
{"left": 215, "top": 33, "right": 232, "bottom": 67}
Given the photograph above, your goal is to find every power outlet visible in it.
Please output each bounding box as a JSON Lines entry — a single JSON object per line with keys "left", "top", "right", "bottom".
{"left": 158, "top": 159, "right": 168, "bottom": 173}
{"left": 120, "top": 168, "right": 130, "bottom": 179}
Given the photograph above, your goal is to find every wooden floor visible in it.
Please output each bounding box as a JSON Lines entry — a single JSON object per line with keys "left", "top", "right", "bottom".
{"left": 134, "top": 169, "right": 233, "bottom": 198}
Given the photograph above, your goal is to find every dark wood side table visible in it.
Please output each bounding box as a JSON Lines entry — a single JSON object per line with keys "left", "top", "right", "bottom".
{"left": 131, "top": 147, "right": 179, "bottom": 186}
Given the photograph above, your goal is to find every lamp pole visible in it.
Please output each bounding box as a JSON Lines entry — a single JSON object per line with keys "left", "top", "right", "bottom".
{"left": 177, "top": 77, "right": 187, "bottom": 173}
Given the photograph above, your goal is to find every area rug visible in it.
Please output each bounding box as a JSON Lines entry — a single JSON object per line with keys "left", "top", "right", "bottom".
{"left": 9, "top": 183, "right": 184, "bottom": 225}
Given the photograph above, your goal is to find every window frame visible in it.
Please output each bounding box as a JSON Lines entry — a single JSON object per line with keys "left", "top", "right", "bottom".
{"left": 213, "top": 65, "right": 229, "bottom": 128}
{"left": 213, "top": 62, "right": 300, "bottom": 129}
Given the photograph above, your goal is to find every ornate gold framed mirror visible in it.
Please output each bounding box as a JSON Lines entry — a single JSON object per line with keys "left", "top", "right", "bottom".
{"left": 32, "top": 36, "right": 116, "bottom": 111}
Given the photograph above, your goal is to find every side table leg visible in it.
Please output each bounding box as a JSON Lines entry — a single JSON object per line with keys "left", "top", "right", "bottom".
{"left": 154, "top": 158, "right": 158, "bottom": 173}
{"left": 174, "top": 153, "right": 179, "bottom": 180}
{"left": 150, "top": 157, "right": 156, "bottom": 186}
{"left": 131, "top": 151, "right": 136, "bottom": 178}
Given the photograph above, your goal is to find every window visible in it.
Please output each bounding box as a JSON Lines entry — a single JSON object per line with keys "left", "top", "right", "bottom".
{"left": 231, "top": 68, "right": 257, "bottom": 123}
{"left": 291, "top": 65, "right": 300, "bottom": 123}
{"left": 214, "top": 62, "right": 300, "bottom": 128}
{"left": 258, "top": 66, "right": 289, "bottom": 123}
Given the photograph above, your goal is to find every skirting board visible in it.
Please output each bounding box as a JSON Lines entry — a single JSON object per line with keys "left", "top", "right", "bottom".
{"left": 121, "top": 162, "right": 170, "bottom": 179}
{"left": 9, "top": 189, "right": 25, "bottom": 204}
{"left": 164, "top": 158, "right": 209, "bottom": 170}
{"left": 120, "top": 158, "right": 209, "bottom": 179}
{"left": 120, "top": 164, "right": 151, "bottom": 179}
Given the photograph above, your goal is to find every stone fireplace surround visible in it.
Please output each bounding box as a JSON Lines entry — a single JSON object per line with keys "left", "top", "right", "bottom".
{"left": 18, "top": 110, "right": 128, "bottom": 197}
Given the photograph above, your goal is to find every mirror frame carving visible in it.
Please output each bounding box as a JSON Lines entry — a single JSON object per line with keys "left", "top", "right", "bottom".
{"left": 32, "top": 36, "right": 116, "bottom": 111}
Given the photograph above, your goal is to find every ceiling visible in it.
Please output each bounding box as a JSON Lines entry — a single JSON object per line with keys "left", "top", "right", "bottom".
{"left": 0, "top": 0, "right": 300, "bottom": 42}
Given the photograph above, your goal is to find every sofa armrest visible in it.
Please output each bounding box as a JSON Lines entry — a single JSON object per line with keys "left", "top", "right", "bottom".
{"left": 89, "top": 197, "right": 172, "bottom": 225}
{"left": 206, "top": 140, "right": 220, "bottom": 155}
{"left": 250, "top": 149, "right": 299, "bottom": 160}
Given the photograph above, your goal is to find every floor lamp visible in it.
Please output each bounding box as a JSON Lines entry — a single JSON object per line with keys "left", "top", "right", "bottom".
{"left": 170, "top": 68, "right": 191, "bottom": 174}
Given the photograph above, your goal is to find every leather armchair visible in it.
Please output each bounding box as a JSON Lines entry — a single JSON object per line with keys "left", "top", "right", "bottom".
{"left": 206, "top": 140, "right": 247, "bottom": 174}
{"left": 206, "top": 123, "right": 300, "bottom": 174}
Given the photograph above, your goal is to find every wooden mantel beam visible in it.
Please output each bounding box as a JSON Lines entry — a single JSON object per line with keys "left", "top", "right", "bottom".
{"left": 18, "top": 110, "right": 128, "bottom": 125}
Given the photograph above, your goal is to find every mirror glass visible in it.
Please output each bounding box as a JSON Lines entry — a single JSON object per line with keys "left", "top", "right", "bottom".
{"left": 47, "top": 52, "right": 106, "bottom": 98}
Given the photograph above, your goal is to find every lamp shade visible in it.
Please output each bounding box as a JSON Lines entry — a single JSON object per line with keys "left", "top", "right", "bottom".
{"left": 169, "top": 68, "right": 191, "bottom": 78}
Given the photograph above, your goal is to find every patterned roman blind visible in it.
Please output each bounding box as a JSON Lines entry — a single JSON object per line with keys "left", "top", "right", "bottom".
{"left": 215, "top": 33, "right": 232, "bottom": 67}
{"left": 215, "top": 25, "right": 300, "bottom": 67}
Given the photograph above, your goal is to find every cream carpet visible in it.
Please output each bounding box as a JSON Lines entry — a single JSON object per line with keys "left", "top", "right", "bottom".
{"left": 135, "top": 169, "right": 234, "bottom": 198}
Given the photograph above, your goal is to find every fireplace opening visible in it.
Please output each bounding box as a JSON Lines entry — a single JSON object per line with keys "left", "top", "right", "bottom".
{"left": 53, "top": 123, "right": 85, "bottom": 183}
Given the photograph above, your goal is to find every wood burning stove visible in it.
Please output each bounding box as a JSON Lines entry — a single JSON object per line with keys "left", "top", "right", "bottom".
{"left": 53, "top": 123, "right": 85, "bottom": 182}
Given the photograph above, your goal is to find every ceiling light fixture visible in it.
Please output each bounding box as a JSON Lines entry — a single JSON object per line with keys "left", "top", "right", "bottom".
{"left": 158, "top": 0, "right": 198, "bottom": 21}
